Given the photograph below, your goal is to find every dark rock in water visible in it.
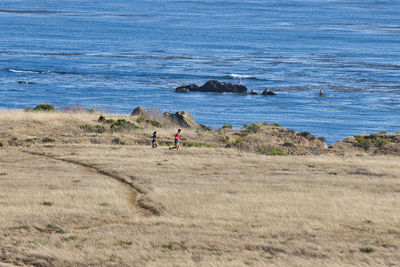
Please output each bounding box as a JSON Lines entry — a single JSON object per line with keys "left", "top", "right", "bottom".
{"left": 249, "top": 89, "right": 258, "bottom": 95}
{"left": 196, "top": 80, "right": 247, "bottom": 94}
{"left": 176, "top": 84, "right": 198, "bottom": 93}
{"left": 261, "top": 89, "right": 276, "bottom": 95}
{"left": 17, "top": 81, "right": 36, "bottom": 84}
{"left": 130, "top": 106, "right": 150, "bottom": 117}
{"left": 175, "top": 80, "right": 247, "bottom": 94}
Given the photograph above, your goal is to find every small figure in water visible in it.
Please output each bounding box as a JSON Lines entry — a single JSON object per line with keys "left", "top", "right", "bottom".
{"left": 152, "top": 131, "right": 158, "bottom": 148}
{"left": 319, "top": 89, "right": 324, "bottom": 96}
{"left": 169, "top": 129, "right": 181, "bottom": 151}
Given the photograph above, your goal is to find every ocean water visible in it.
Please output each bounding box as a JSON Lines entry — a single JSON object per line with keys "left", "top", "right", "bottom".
{"left": 1, "top": 0, "right": 400, "bottom": 144}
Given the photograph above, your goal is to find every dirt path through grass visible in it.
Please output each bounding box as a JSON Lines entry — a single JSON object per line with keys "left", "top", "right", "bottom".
{"left": 21, "top": 149, "right": 158, "bottom": 217}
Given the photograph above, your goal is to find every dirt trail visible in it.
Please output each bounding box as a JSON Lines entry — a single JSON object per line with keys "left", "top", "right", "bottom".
{"left": 21, "top": 149, "right": 159, "bottom": 216}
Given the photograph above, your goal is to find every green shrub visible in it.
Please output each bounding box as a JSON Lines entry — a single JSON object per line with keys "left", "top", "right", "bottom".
{"left": 98, "top": 115, "right": 106, "bottom": 122}
{"left": 81, "top": 124, "right": 106, "bottom": 133}
{"left": 137, "top": 116, "right": 146, "bottom": 123}
{"left": 55, "top": 229, "right": 65, "bottom": 234}
{"left": 271, "top": 123, "right": 281, "bottom": 127}
{"left": 226, "top": 138, "right": 243, "bottom": 149}
{"left": 256, "top": 145, "right": 286, "bottom": 156}
{"left": 360, "top": 247, "right": 375, "bottom": 253}
{"left": 161, "top": 241, "right": 184, "bottom": 249}
{"left": 221, "top": 124, "right": 233, "bottom": 129}
{"left": 375, "top": 140, "right": 391, "bottom": 148}
{"left": 107, "top": 254, "right": 117, "bottom": 262}
{"left": 263, "top": 121, "right": 269, "bottom": 126}
{"left": 379, "top": 130, "right": 387, "bottom": 134}
{"left": 33, "top": 104, "right": 56, "bottom": 112}
{"left": 354, "top": 135, "right": 391, "bottom": 150}
{"left": 42, "top": 201, "right": 53, "bottom": 206}
{"left": 317, "top": 137, "right": 326, "bottom": 143}
{"left": 12, "top": 225, "right": 28, "bottom": 230}
{"left": 110, "top": 119, "right": 138, "bottom": 132}
{"left": 223, "top": 136, "right": 230, "bottom": 144}
{"left": 242, "top": 123, "right": 261, "bottom": 135}
{"left": 146, "top": 118, "right": 161, "bottom": 127}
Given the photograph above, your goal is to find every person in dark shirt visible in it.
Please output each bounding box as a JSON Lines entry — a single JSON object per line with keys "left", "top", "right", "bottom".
{"left": 152, "top": 131, "right": 158, "bottom": 148}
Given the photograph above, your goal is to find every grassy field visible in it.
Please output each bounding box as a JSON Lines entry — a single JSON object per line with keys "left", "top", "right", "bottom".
{"left": 0, "top": 110, "right": 399, "bottom": 266}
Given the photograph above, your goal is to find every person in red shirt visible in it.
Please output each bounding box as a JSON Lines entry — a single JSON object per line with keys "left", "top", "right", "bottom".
{"left": 170, "top": 129, "right": 181, "bottom": 151}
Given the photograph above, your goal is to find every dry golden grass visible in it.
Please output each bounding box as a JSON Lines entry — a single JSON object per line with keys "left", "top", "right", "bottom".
{"left": 0, "top": 111, "right": 399, "bottom": 266}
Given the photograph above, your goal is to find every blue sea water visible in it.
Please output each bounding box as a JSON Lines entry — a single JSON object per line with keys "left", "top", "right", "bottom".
{"left": 1, "top": 0, "right": 400, "bottom": 144}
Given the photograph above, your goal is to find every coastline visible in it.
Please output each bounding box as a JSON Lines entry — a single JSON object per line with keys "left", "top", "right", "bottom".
{"left": 0, "top": 107, "right": 399, "bottom": 156}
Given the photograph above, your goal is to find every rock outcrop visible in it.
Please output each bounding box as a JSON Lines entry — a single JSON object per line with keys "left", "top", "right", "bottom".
{"left": 163, "top": 111, "right": 198, "bottom": 128}
{"left": 261, "top": 89, "right": 276, "bottom": 95}
{"left": 175, "top": 80, "right": 247, "bottom": 94}
{"left": 130, "top": 106, "right": 150, "bottom": 117}
{"left": 176, "top": 84, "right": 198, "bottom": 93}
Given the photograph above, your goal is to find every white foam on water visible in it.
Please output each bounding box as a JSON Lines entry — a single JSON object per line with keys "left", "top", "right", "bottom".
{"left": 8, "top": 68, "right": 42, "bottom": 74}
{"left": 229, "top": 74, "right": 255, "bottom": 79}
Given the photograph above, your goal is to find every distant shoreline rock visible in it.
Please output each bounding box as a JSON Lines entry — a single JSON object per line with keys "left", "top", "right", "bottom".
{"left": 130, "top": 106, "right": 150, "bottom": 117}
{"left": 176, "top": 80, "right": 247, "bottom": 94}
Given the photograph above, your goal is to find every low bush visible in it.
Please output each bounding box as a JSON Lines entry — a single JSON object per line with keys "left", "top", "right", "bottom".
{"left": 241, "top": 123, "right": 261, "bottom": 135}
{"left": 99, "top": 115, "right": 139, "bottom": 132}
{"left": 33, "top": 104, "right": 56, "bottom": 112}
{"left": 221, "top": 124, "right": 233, "bottom": 129}
{"left": 354, "top": 135, "right": 391, "bottom": 151}
{"left": 256, "top": 145, "right": 286, "bottom": 156}
{"left": 110, "top": 119, "right": 138, "bottom": 132}
{"left": 137, "top": 116, "right": 146, "bottom": 123}
{"left": 98, "top": 115, "right": 106, "bottom": 122}
{"left": 42, "top": 201, "right": 53, "bottom": 206}
{"left": 161, "top": 241, "right": 185, "bottom": 249}
{"left": 223, "top": 136, "right": 230, "bottom": 144}
{"left": 226, "top": 138, "right": 243, "bottom": 149}
{"left": 271, "top": 123, "right": 281, "bottom": 127}
{"left": 136, "top": 116, "right": 161, "bottom": 127}
{"left": 359, "top": 247, "right": 375, "bottom": 253}
{"left": 81, "top": 124, "right": 106, "bottom": 133}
